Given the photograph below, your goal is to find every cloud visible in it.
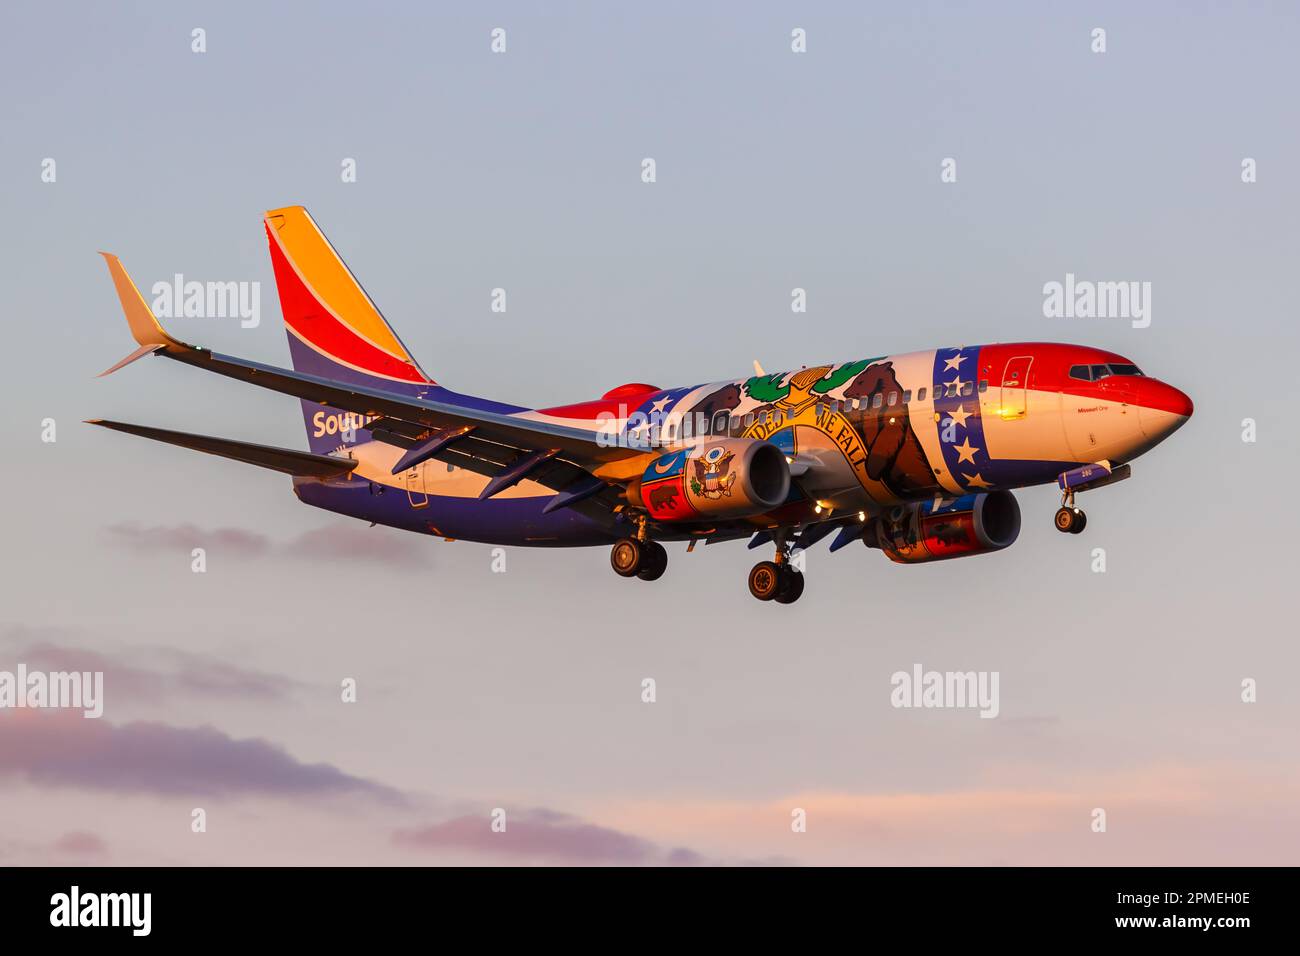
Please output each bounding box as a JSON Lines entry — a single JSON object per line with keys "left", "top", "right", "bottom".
{"left": 104, "top": 521, "right": 423, "bottom": 567}
{"left": 591, "top": 762, "right": 1300, "bottom": 865}
{"left": 281, "top": 524, "right": 424, "bottom": 565}
{"left": 6, "top": 637, "right": 300, "bottom": 705}
{"left": 52, "top": 831, "right": 107, "bottom": 856}
{"left": 393, "top": 808, "right": 705, "bottom": 865}
{"left": 106, "top": 522, "right": 269, "bottom": 557}
{"left": 0, "top": 711, "right": 400, "bottom": 802}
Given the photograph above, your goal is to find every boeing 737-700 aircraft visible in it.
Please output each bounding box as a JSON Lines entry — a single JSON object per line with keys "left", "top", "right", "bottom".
{"left": 91, "top": 206, "right": 1193, "bottom": 604}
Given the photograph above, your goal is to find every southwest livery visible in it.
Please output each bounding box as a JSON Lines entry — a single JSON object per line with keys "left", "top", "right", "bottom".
{"left": 91, "top": 207, "right": 1192, "bottom": 604}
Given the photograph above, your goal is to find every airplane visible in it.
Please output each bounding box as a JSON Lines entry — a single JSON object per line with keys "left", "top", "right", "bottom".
{"left": 90, "top": 206, "right": 1193, "bottom": 605}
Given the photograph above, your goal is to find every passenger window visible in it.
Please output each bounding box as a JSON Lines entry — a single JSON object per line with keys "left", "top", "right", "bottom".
{"left": 978, "top": 380, "right": 988, "bottom": 393}
{"left": 917, "top": 387, "right": 926, "bottom": 401}
{"left": 711, "top": 411, "right": 727, "bottom": 435}
{"left": 872, "top": 393, "right": 883, "bottom": 409}
{"left": 903, "top": 389, "right": 912, "bottom": 402}
{"left": 886, "top": 391, "right": 898, "bottom": 407}
{"left": 961, "top": 382, "right": 973, "bottom": 397}
{"left": 743, "top": 413, "right": 754, "bottom": 427}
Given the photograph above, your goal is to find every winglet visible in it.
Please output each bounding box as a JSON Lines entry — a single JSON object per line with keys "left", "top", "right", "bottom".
{"left": 98, "top": 252, "right": 190, "bottom": 375}
{"left": 96, "top": 343, "right": 165, "bottom": 378}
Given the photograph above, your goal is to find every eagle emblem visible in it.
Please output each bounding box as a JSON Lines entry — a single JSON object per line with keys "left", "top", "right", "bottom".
{"left": 691, "top": 446, "right": 737, "bottom": 499}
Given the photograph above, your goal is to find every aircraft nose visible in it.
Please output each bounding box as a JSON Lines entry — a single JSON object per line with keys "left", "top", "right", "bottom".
{"left": 1134, "top": 379, "right": 1193, "bottom": 443}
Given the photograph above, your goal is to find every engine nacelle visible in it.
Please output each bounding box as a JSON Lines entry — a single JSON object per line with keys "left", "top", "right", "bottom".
{"left": 864, "top": 491, "right": 1021, "bottom": 563}
{"left": 628, "top": 439, "right": 791, "bottom": 521}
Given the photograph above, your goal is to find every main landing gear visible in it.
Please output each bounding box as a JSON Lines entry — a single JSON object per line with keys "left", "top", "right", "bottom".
{"left": 1054, "top": 489, "right": 1087, "bottom": 534}
{"left": 748, "top": 534, "right": 804, "bottom": 605}
{"left": 610, "top": 516, "right": 668, "bottom": 581}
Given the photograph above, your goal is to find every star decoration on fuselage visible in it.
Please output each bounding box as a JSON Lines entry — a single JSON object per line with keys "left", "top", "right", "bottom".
{"left": 946, "top": 404, "right": 972, "bottom": 430}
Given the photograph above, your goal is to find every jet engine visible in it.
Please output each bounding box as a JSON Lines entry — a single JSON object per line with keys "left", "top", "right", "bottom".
{"left": 864, "top": 491, "right": 1021, "bottom": 563}
{"left": 627, "top": 439, "right": 791, "bottom": 521}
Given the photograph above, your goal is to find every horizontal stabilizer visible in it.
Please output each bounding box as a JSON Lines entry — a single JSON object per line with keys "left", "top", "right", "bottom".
{"left": 86, "top": 420, "right": 358, "bottom": 479}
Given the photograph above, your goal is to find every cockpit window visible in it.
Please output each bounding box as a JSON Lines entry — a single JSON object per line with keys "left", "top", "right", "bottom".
{"left": 1069, "top": 363, "right": 1145, "bottom": 382}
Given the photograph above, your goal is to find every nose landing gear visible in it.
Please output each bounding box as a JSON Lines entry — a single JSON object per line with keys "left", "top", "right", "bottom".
{"left": 1053, "top": 490, "right": 1087, "bottom": 534}
{"left": 748, "top": 533, "right": 804, "bottom": 604}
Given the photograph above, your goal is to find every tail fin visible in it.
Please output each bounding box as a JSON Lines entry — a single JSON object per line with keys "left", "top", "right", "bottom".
{"left": 264, "top": 205, "right": 433, "bottom": 452}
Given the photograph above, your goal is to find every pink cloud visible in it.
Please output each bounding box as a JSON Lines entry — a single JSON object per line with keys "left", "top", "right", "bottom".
{"left": 104, "top": 522, "right": 422, "bottom": 567}
{"left": 106, "top": 522, "right": 268, "bottom": 557}
{"left": 394, "top": 809, "right": 704, "bottom": 865}
{"left": 52, "top": 830, "right": 107, "bottom": 856}
{"left": 0, "top": 711, "right": 400, "bottom": 802}
{"left": 281, "top": 524, "right": 424, "bottom": 566}
{"left": 592, "top": 763, "right": 1300, "bottom": 865}
{"left": 7, "top": 637, "right": 300, "bottom": 705}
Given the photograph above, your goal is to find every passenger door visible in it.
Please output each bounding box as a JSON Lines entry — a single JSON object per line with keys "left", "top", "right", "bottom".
{"left": 1000, "top": 355, "right": 1033, "bottom": 420}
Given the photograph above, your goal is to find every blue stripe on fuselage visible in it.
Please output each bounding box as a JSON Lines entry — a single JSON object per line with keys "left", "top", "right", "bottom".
{"left": 292, "top": 477, "right": 617, "bottom": 547}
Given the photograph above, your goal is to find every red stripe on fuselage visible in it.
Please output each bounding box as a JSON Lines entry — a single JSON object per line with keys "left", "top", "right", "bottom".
{"left": 975, "top": 342, "right": 1188, "bottom": 414}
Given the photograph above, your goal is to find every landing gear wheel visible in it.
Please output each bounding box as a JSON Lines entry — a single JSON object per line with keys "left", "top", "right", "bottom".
{"left": 636, "top": 541, "right": 668, "bottom": 581}
{"left": 610, "top": 537, "right": 644, "bottom": 577}
{"left": 1054, "top": 507, "right": 1079, "bottom": 534}
{"left": 748, "top": 561, "right": 783, "bottom": 601}
{"left": 774, "top": 568, "right": 805, "bottom": 604}
{"left": 1068, "top": 508, "right": 1087, "bottom": 534}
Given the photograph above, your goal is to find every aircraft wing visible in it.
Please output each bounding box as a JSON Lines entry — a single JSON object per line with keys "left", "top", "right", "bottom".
{"left": 86, "top": 419, "right": 359, "bottom": 478}
{"left": 96, "top": 253, "right": 649, "bottom": 523}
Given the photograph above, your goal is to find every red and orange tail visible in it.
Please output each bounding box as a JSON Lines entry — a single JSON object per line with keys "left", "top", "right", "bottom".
{"left": 265, "top": 205, "right": 432, "bottom": 388}
{"left": 264, "top": 206, "right": 433, "bottom": 450}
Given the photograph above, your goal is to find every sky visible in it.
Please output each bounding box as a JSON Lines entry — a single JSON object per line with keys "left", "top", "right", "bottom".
{"left": 1, "top": 0, "right": 1297, "bottom": 865}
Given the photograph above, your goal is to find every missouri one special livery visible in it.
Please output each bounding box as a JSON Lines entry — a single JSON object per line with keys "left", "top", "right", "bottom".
{"left": 92, "top": 206, "right": 1193, "bottom": 604}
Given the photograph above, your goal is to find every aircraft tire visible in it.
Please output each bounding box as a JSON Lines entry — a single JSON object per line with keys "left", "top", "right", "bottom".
{"left": 636, "top": 542, "right": 668, "bottom": 581}
{"left": 1054, "top": 507, "right": 1077, "bottom": 533}
{"left": 611, "top": 538, "right": 644, "bottom": 577}
{"left": 774, "top": 569, "right": 805, "bottom": 604}
{"left": 748, "top": 561, "right": 783, "bottom": 601}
